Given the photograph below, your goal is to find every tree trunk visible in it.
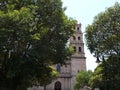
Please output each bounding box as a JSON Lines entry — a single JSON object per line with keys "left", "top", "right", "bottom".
{"left": 44, "top": 85, "right": 46, "bottom": 90}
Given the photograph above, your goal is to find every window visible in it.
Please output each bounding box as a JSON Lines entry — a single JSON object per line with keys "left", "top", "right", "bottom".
{"left": 79, "top": 47, "right": 81, "bottom": 52}
{"left": 78, "top": 36, "right": 80, "bottom": 40}
{"left": 56, "top": 64, "right": 61, "bottom": 72}
{"left": 77, "top": 27, "right": 79, "bottom": 31}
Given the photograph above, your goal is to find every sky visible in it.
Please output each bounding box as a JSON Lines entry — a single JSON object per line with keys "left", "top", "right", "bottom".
{"left": 61, "top": 0, "right": 120, "bottom": 71}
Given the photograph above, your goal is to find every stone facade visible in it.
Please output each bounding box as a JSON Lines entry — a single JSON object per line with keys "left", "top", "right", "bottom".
{"left": 28, "top": 23, "right": 86, "bottom": 90}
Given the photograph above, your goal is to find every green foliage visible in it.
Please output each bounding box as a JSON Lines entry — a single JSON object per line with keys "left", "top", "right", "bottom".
{"left": 0, "top": 0, "right": 76, "bottom": 90}
{"left": 37, "top": 66, "right": 59, "bottom": 86}
{"left": 89, "top": 55, "right": 120, "bottom": 90}
{"left": 74, "top": 70, "right": 93, "bottom": 90}
{"left": 85, "top": 2, "right": 120, "bottom": 60}
{"left": 89, "top": 64, "right": 103, "bottom": 89}
{"left": 85, "top": 2, "right": 120, "bottom": 90}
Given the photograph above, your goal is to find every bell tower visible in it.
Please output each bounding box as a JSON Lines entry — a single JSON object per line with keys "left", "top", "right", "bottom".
{"left": 27, "top": 23, "right": 86, "bottom": 90}
{"left": 70, "top": 23, "right": 86, "bottom": 90}
{"left": 70, "top": 23, "right": 85, "bottom": 57}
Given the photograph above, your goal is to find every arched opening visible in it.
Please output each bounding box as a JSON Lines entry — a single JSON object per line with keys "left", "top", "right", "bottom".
{"left": 54, "top": 81, "right": 61, "bottom": 90}
{"left": 78, "top": 36, "right": 80, "bottom": 40}
{"left": 77, "top": 27, "right": 79, "bottom": 31}
{"left": 79, "top": 47, "right": 81, "bottom": 52}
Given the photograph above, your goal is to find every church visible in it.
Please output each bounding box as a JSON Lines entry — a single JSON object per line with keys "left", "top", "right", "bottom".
{"left": 28, "top": 23, "right": 86, "bottom": 90}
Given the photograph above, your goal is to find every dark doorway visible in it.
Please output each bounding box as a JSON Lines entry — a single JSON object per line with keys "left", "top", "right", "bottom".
{"left": 54, "top": 81, "right": 61, "bottom": 90}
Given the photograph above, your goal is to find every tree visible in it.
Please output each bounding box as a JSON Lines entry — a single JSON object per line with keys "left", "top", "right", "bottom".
{"left": 74, "top": 70, "right": 93, "bottom": 90}
{"left": 0, "top": 0, "right": 76, "bottom": 90}
{"left": 101, "top": 55, "right": 120, "bottom": 90}
{"left": 89, "top": 55, "right": 120, "bottom": 90}
{"left": 36, "top": 66, "right": 59, "bottom": 90}
{"left": 89, "top": 63, "right": 104, "bottom": 90}
{"left": 85, "top": 2, "right": 120, "bottom": 61}
{"left": 85, "top": 2, "right": 120, "bottom": 90}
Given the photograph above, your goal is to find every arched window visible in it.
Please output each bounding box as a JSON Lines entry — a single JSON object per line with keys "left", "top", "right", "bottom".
{"left": 56, "top": 64, "right": 61, "bottom": 72}
{"left": 79, "top": 47, "right": 81, "bottom": 52}
{"left": 54, "top": 81, "right": 61, "bottom": 90}
{"left": 77, "top": 27, "right": 79, "bottom": 31}
{"left": 78, "top": 36, "right": 80, "bottom": 40}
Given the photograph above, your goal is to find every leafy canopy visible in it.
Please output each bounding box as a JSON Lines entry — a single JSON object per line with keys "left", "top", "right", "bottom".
{"left": 0, "top": 0, "right": 76, "bottom": 90}
{"left": 74, "top": 70, "right": 92, "bottom": 90}
{"left": 85, "top": 2, "right": 120, "bottom": 61}
{"left": 89, "top": 55, "right": 120, "bottom": 90}
{"left": 85, "top": 2, "right": 120, "bottom": 90}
